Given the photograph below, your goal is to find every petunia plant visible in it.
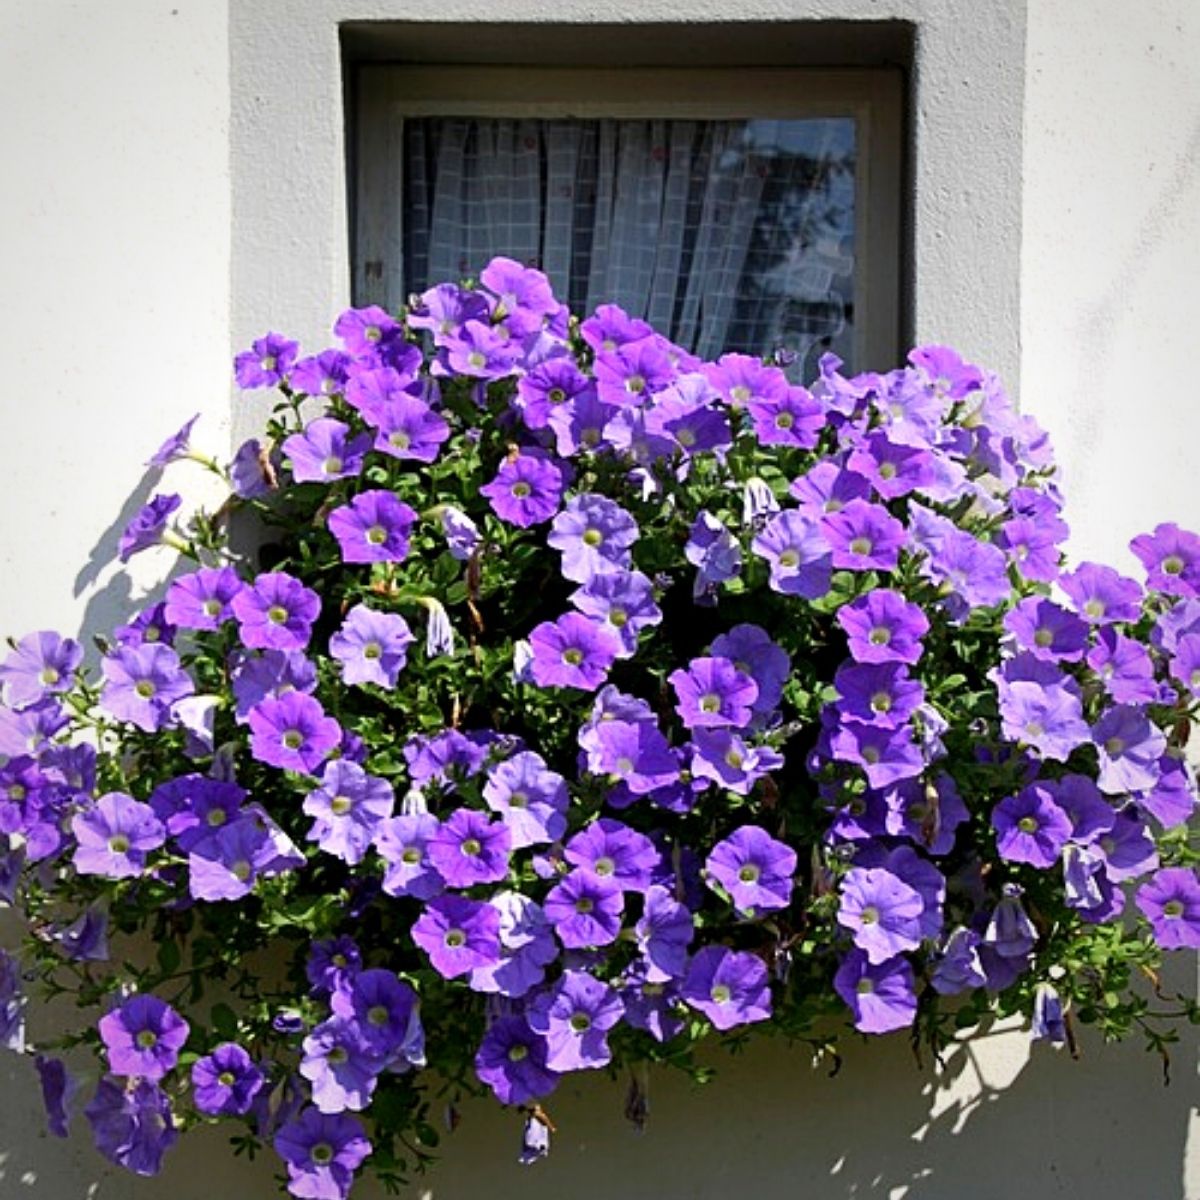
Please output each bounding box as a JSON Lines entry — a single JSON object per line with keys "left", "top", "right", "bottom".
{"left": 2, "top": 257, "right": 1200, "bottom": 1197}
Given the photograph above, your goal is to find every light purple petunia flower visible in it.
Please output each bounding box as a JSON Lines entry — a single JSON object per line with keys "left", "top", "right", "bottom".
{"left": 0, "top": 631, "right": 82, "bottom": 708}
{"left": 85, "top": 1076, "right": 178, "bottom": 1177}
{"left": 685, "top": 511, "right": 742, "bottom": 603}
{"left": 439, "top": 505, "right": 481, "bottom": 561}
{"left": 164, "top": 567, "right": 245, "bottom": 632}
{"left": 705, "top": 825, "right": 796, "bottom": 916}
{"left": 303, "top": 760, "right": 394, "bottom": 865}
{"left": 336, "top": 304, "right": 403, "bottom": 357}
{"left": 327, "top": 491, "right": 418, "bottom": 567}
{"left": 119, "top": 493, "right": 182, "bottom": 562}
{"left": 548, "top": 493, "right": 638, "bottom": 582}
{"left": 527, "top": 612, "right": 620, "bottom": 691}
{"left": 426, "top": 808, "right": 511, "bottom": 888}
{"left": 570, "top": 569, "right": 662, "bottom": 657}
{"left": 441, "top": 319, "right": 521, "bottom": 379}
{"left": 229, "top": 437, "right": 276, "bottom": 499}
{"left": 635, "top": 884, "right": 695, "bottom": 982}
{"left": 837, "top": 867, "right": 925, "bottom": 963}
{"left": 752, "top": 509, "right": 832, "bottom": 598}
{"left": 527, "top": 970, "right": 624, "bottom": 1070}
{"left": 374, "top": 813, "right": 444, "bottom": 900}
{"left": 543, "top": 869, "right": 625, "bottom": 948}
{"left": 669, "top": 656, "right": 758, "bottom": 730}
{"left": 408, "top": 282, "right": 490, "bottom": 339}
{"left": 1093, "top": 705, "right": 1166, "bottom": 794}
{"left": 467, "top": 892, "right": 559, "bottom": 998}
{"left": 594, "top": 339, "right": 675, "bottom": 407}
{"left": 1087, "top": 627, "right": 1159, "bottom": 704}
{"left": 329, "top": 604, "right": 414, "bottom": 689}
{"left": 517, "top": 358, "right": 593, "bottom": 429}
{"left": 689, "top": 729, "right": 784, "bottom": 796}
{"left": 481, "top": 450, "right": 567, "bottom": 527}
{"left": 992, "top": 784, "right": 1073, "bottom": 868}
{"left": 1136, "top": 867, "right": 1200, "bottom": 950}
{"left": 588, "top": 718, "right": 680, "bottom": 796}
{"left": 580, "top": 303, "right": 653, "bottom": 354}
{"left": 993, "top": 662, "right": 1089, "bottom": 762}
{"left": 72, "top": 793, "right": 165, "bottom": 879}
{"left": 834, "top": 949, "right": 918, "bottom": 1033}
{"left": 187, "top": 816, "right": 279, "bottom": 901}
{"left": 411, "top": 894, "right": 501, "bottom": 979}
{"left": 681, "top": 945, "right": 772, "bottom": 1031}
{"left": 984, "top": 885, "right": 1038, "bottom": 959}
{"left": 290, "top": 349, "right": 353, "bottom": 397}
{"left": 1131, "top": 522, "right": 1200, "bottom": 597}
{"left": 930, "top": 927, "right": 987, "bottom": 996}
{"left": 247, "top": 691, "right": 341, "bottom": 774}
{"left": 828, "top": 719, "right": 925, "bottom": 789}
{"left": 838, "top": 589, "right": 929, "bottom": 665}
{"left": 482, "top": 751, "right": 568, "bottom": 848}
{"left": 330, "top": 968, "right": 423, "bottom": 1064}
{"left": 745, "top": 384, "right": 824, "bottom": 448}
{"left": 833, "top": 661, "right": 924, "bottom": 727}
{"left": 230, "top": 648, "right": 317, "bottom": 720}
{"left": 563, "top": 818, "right": 659, "bottom": 892}
{"left": 821, "top": 499, "right": 906, "bottom": 573}
{"left": 146, "top": 413, "right": 201, "bottom": 468}
{"left": 192, "top": 1043, "right": 266, "bottom": 1116}
{"left": 1137, "top": 755, "right": 1199, "bottom": 829}
{"left": 474, "top": 1016, "right": 559, "bottom": 1105}
{"left": 710, "top": 624, "right": 790, "bottom": 718}
{"left": 1057, "top": 562, "right": 1142, "bottom": 624}
{"left": 274, "top": 1108, "right": 371, "bottom": 1200}
{"left": 232, "top": 572, "right": 321, "bottom": 652}
{"left": 846, "top": 430, "right": 937, "bottom": 500}
{"left": 1094, "top": 810, "right": 1159, "bottom": 882}
{"left": 99, "top": 994, "right": 190, "bottom": 1081}
{"left": 113, "top": 602, "right": 178, "bottom": 650}
{"left": 369, "top": 394, "right": 451, "bottom": 464}
{"left": 1003, "top": 596, "right": 1089, "bottom": 663}
{"left": 234, "top": 331, "right": 298, "bottom": 389}
{"left": 100, "top": 642, "right": 194, "bottom": 733}
{"left": 283, "top": 418, "right": 371, "bottom": 484}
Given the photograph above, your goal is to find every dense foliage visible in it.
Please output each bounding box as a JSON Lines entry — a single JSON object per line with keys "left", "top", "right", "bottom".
{"left": 2, "top": 258, "right": 1199, "bottom": 1198}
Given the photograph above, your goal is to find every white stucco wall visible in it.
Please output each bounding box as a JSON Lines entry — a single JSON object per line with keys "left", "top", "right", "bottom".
{"left": 1, "top": 1, "right": 1198, "bottom": 1197}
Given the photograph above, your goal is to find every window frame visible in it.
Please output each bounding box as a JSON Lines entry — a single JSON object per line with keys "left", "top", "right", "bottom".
{"left": 353, "top": 64, "right": 903, "bottom": 372}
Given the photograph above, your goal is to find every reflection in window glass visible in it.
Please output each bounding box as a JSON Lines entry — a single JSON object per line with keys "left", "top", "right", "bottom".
{"left": 401, "top": 117, "right": 856, "bottom": 375}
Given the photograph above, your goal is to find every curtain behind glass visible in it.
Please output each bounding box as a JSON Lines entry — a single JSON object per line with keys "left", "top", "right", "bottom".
{"left": 401, "top": 116, "right": 856, "bottom": 373}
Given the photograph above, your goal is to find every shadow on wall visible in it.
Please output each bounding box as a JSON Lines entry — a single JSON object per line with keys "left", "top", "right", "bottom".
{"left": 0, "top": 974, "right": 1195, "bottom": 1200}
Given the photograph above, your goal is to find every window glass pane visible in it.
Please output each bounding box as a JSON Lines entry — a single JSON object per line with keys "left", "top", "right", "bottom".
{"left": 400, "top": 116, "right": 855, "bottom": 376}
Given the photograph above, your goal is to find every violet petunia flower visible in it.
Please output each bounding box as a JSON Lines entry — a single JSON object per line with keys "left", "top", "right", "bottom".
{"left": 247, "top": 691, "right": 341, "bottom": 774}
{"left": 274, "top": 1108, "right": 371, "bottom": 1200}
{"left": 570, "top": 569, "right": 662, "bottom": 657}
{"left": 373, "top": 813, "right": 445, "bottom": 900}
{"left": 85, "top": 1076, "right": 178, "bottom": 1176}
{"left": 681, "top": 945, "right": 772, "bottom": 1031}
{"left": 146, "top": 413, "right": 201, "bottom": 469}
{"left": 72, "top": 793, "right": 165, "bottom": 879}
{"left": 635, "top": 885, "right": 695, "bottom": 982}
{"left": 828, "top": 719, "right": 925, "bottom": 789}
{"left": 411, "top": 894, "right": 501, "bottom": 979}
{"left": 482, "top": 750, "right": 569, "bottom": 848}
{"left": 234, "top": 331, "right": 298, "bottom": 389}
{"left": 290, "top": 349, "right": 353, "bottom": 397}
{"left": 527, "top": 970, "right": 624, "bottom": 1070}
{"left": 837, "top": 589, "right": 930, "bottom": 665}
{"left": 837, "top": 867, "right": 925, "bottom": 963}
{"left": 467, "top": 892, "right": 559, "bottom": 998}
{"left": 992, "top": 784, "right": 1073, "bottom": 868}
{"left": 118, "top": 493, "right": 182, "bottom": 562}
{"left": 306, "top": 936, "right": 362, "bottom": 996}
{"left": 1093, "top": 705, "right": 1166, "bottom": 794}
{"left": 303, "top": 760, "right": 395, "bottom": 865}
{"left": 669, "top": 656, "right": 758, "bottom": 730}
{"left": 1131, "top": 522, "right": 1200, "bottom": 597}
{"left": 329, "top": 604, "right": 414, "bottom": 688}
{"left": 283, "top": 418, "right": 370, "bottom": 484}
{"left": 192, "top": 1043, "right": 266, "bottom": 1116}
{"left": 232, "top": 572, "right": 321, "bottom": 652}
{"left": 299, "top": 1021, "right": 383, "bottom": 1114}
{"left": 440, "top": 505, "right": 481, "bottom": 560}
{"left": 101, "top": 642, "right": 194, "bottom": 732}
{"left": 563, "top": 818, "right": 659, "bottom": 891}
{"left": 704, "top": 825, "right": 796, "bottom": 916}
{"left": 685, "top": 511, "right": 742, "bottom": 603}
{"left": 0, "top": 631, "right": 82, "bottom": 708}
{"left": 834, "top": 949, "right": 918, "bottom": 1033}
{"left": 528, "top": 613, "right": 620, "bottom": 691}
{"left": 231, "top": 648, "right": 317, "bottom": 720}
{"left": 164, "top": 567, "right": 245, "bottom": 631}
{"left": 1057, "top": 562, "right": 1142, "bottom": 624}
{"left": 480, "top": 450, "right": 567, "bottom": 527}
{"left": 35, "top": 1054, "right": 74, "bottom": 1137}
{"left": 187, "top": 816, "right": 278, "bottom": 901}
{"left": 689, "top": 729, "right": 784, "bottom": 796}
{"left": 821, "top": 499, "right": 907, "bottom": 573}
{"left": 474, "top": 1016, "right": 559, "bottom": 1105}
{"left": 1136, "top": 867, "right": 1200, "bottom": 950}
{"left": 833, "top": 661, "right": 924, "bottom": 727}
{"left": 1088, "top": 627, "right": 1159, "bottom": 705}
{"left": 327, "top": 491, "right": 418, "bottom": 565}
{"left": 751, "top": 509, "right": 832, "bottom": 599}
{"left": 548, "top": 492, "right": 638, "bottom": 582}
{"left": 1003, "top": 596, "right": 1089, "bottom": 663}
{"left": 426, "top": 808, "right": 512, "bottom": 887}
{"left": 544, "top": 869, "right": 625, "bottom": 948}
{"left": 98, "top": 994, "right": 190, "bottom": 1081}
{"left": 710, "top": 624, "right": 790, "bottom": 718}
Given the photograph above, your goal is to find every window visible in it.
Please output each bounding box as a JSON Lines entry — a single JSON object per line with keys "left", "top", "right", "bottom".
{"left": 353, "top": 65, "right": 902, "bottom": 375}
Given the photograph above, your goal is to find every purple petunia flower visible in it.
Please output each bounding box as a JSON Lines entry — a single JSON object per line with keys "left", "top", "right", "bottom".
{"left": 930, "top": 927, "right": 987, "bottom": 996}
{"left": 468, "top": 892, "right": 559, "bottom": 998}
{"left": 290, "top": 349, "right": 353, "bottom": 397}
{"left": 52, "top": 906, "right": 110, "bottom": 962}
{"left": 1004, "top": 596, "right": 1089, "bottom": 663}
{"left": 984, "top": 885, "right": 1038, "bottom": 959}
{"left": 411, "top": 894, "right": 501, "bottom": 978}
{"left": 828, "top": 719, "right": 925, "bottom": 789}
{"left": 838, "top": 589, "right": 930, "bottom": 665}
{"left": 681, "top": 945, "right": 772, "bottom": 1031}
{"left": 274, "top": 1108, "right": 371, "bottom": 1200}
{"left": 327, "top": 491, "right": 418, "bottom": 566}
{"left": 283, "top": 418, "right": 371, "bottom": 484}
{"left": 0, "top": 631, "right": 82, "bottom": 708}
{"left": 635, "top": 885, "right": 695, "bottom": 982}
{"left": 1088, "top": 627, "right": 1159, "bottom": 704}
{"left": 482, "top": 751, "right": 569, "bottom": 848}
{"left": 710, "top": 624, "right": 790, "bottom": 719}
{"left": 101, "top": 642, "right": 194, "bottom": 733}
{"left": 248, "top": 691, "right": 341, "bottom": 774}
{"left": 669, "top": 656, "right": 758, "bottom": 730}
{"left": 689, "top": 728, "right": 784, "bottom": 796}
{"left": 440, "top": 505, "right": 481, "bottom": 561}
{"left": 234, "top": 331, "right": 298, "bottom": 389}
{"left": 570, "top": 569, "right": 662, "bottom": 658}
{"left": 527, "top": 970, "right": 624, "bottom": 1070}
{"left": 475, "top": 1016, "right": 559, "bottom": 1105}
{"left": 837, "top": 867, "right": 925, "bottom": 963}
{"left": 231, "top": 648, "right": 317, "bottom": 720}
{"left": 833, "top": 661, "right": 924, "bottom": 727}
{"left": 834, "top": 949, "right": 918, "bottom": 1033}
{"left": 1, "top": 948, "right": 25, "bottom": 1051}
{"left": 85, "top": 1076, "right": 178, "bottom": 1176}
{"left": 544, "top": 869, "right": 625, "bottom": 947}
{"left": 1093, "top": 705, "right": 1166, "bottom": 794}
{"left": 374, "top": 813, "right": 444, "bottom": 900}
{"left": 1136, "top": 867, "right": 1200, "bottom": 950}
{"left": 992, "top": 784, "right": 1073, "bottom": 868}
{"left": 821, "top": 499, "right": 907, "bottom": 572}
{"left": 119, "top": 493, "right": 182, "bottom": 561}
{"left": 368, "top": 394, "right": 451, "bottom": 463}
{"left": 481, "top": 450, "right": 567, "bottom": 527}
{"left": 1131, "top": 523, "right": 1200, "bottom": 597}
{"left": 752, "top": 509, "right": 832, "bottom": 598}
{"left": 685, "top": 511, "right": 743, "bottom": 603}
{"left": 548, "top": 493, "right": 638, "bottom": 582}
{"left": 528, "top": 612, "right": 620, "bottom": 691}
{"left": 588, "top": 717, "right": 680, "bottom": 796}
{"left": 331, "top": 968, "right": 424, "bottom": 1065}
{"left": 1058, "top": 562, "right": 1142, "bottom": 624}
{"left": 517, "top": 358, "right": 593, "bottom": 429}
{"left": 73, "top": 793, "right": 165, "bottom": 879}
{"left": 146, "top": 413, "right": 201, "bottom": 469}
{"left": 192, "top": 1043, "right": 266, "bottom": 1116}
{"left": 426, "top": 808, "right": 511, "bottom": 887}
{"left": 746, "top": 384, "right": 824, "bottom": 448}
{"left": 329, "top": 604, "right": 414, "bottom": 688}
{"left": 303, "top": 760, "right": 394, "bottom": 865}
{"left": 307, "top": 936, "right": 362, "bottom": 996}
{"left": 187, "top": 816, "right": 280, "bottom": 901}
{"left": 232, "top": 572, "right": 321, "bottom": 652}
{"left": 993, "top": 660, "right": 1090, "bottom": 762}
{"left": 99, "top": 994, "right": 190, "bottom": 1081}
{"left": 164, "top": 567, "right": 245, "bottom": 632}
{"left": 563, "top": 818, "right": 659, "bottom": 891}
{"left": 705, "top": 825, "right": 796, "bottom": 916}
{"left": 336, "top": 305, "right": 402, "bottom": 357}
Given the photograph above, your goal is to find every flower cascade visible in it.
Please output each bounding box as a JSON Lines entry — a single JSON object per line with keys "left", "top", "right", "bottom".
{"left": 2, "top": 257, "right": 1200, "bottom": 1197}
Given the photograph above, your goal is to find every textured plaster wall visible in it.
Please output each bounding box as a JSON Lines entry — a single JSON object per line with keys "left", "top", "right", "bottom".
{"left": 1, "top": 1, "right": 1199, "bottom": 1198}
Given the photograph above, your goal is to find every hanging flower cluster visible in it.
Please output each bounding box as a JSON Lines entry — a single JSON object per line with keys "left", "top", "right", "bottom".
{"left": 3, "top": 257, "right": 1200, "bottom": 1198}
